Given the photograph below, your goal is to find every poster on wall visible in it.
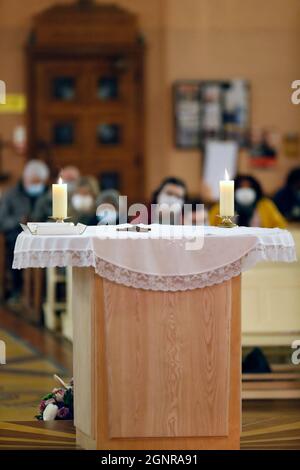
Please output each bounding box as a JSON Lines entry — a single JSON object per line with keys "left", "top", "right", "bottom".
{"left": 203, "top": 140, "right": 238, "bottom": 200}
{"left": 173, "top": 79, "right": 250, "bottom": 149}
{"left": 173, "top": 82, "right": 202, "bottom": 148}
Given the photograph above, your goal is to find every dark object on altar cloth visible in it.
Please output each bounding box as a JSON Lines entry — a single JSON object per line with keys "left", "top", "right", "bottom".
{"left": 116, "top": 225, "right": 151, "bottom": 232}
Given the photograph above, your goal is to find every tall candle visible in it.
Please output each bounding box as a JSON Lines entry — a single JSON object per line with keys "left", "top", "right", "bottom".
{"left": 52, "top": 177, "right": 68, "bottom": 220}
{"left": 220, "top": 169, "right": 234, "bottom": 217}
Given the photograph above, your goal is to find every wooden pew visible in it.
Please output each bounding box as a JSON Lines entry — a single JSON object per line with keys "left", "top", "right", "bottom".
{"left": 21, "top": 268, "right": 45, "bottom": 325}
{"left": 0, "top": 232, "right": 44, "bottom": 324}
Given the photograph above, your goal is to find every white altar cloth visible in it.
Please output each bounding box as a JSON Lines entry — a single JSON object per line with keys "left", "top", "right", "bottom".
{"left": 13, "top": 225, "right": 296, "bottom": 291}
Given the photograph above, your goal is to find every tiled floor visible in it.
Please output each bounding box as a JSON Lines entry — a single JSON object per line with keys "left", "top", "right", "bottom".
{"left": 241, "top": 400, "right": 300, "bottom": 449}
{"left": 0, "top": 328, "right": 70, "bottom": 421}
{"left": 0, "top": 421, "right": 76, "bottom": 450}
{"left": 1, "top": 401, "right": 300, "bottom": 450}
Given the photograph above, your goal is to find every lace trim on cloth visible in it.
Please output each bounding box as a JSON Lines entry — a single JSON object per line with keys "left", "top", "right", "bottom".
{"left": 13, "top": 243, "right": 296, "bottom": 291}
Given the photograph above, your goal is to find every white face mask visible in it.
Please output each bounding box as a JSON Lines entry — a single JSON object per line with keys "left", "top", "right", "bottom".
{"left": 235, "top": 187, "right": 256, "bottom": 206}
{"left": 72, "top": 194, "right": 94, "bottom": 212}
{"left": 157, "top": 193, "right": 184, "bottom": 211}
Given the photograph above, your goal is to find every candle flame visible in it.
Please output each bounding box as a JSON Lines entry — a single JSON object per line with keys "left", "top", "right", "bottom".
{"left": 58, "top": 177, "right": 63, "bottom": 184}
{"left": 224, "top": 168, "right": 229, "bottom": 181}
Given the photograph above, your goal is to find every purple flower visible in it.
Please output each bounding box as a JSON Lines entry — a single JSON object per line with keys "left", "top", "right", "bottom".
{"left": 57, "top": 407, "right": 70, "bottom": 419}
{"left": 39, "top": 400, "right": 47, "bottom": 412}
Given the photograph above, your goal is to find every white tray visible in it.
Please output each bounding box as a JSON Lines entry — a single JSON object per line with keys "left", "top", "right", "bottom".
{"left": 21, "top": 222, "right": 87, "bottom": 236}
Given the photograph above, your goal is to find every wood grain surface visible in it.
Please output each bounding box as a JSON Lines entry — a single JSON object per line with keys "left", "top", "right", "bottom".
{"left": 74, "top": 269, "right": 241, "bottom": 449}
{"left": 103, "top": 279, "right": 232, "bottom": 438}
{"left": 72, "top": 267, "right": 94, "bottom": 439}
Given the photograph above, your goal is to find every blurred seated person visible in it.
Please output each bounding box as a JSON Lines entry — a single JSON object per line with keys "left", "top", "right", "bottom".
{"left": 96, "top": 189, "right": 120, "bottom": 225}
{"left": 60, "top": 165, "right": 80, "bottom": 193}
{"left": 273, "top": 167, "right": 300, "bottom": 222}
{"left": 33, "top": 165, "right": 81, "bottom": 222}
{"left": 69, "top": 176, "right": 99, "bottom": 225}
{"left": 209, "top": 174, "right": 286, "bottom": 228}
{"left": 185, "top": 198, "right": 208, "bottom": 225}
{"left": 0, "top": 159, "right": 49, "bottom": 301}
{"left": 151, "top": 177, "right": 187, "bottom": 224}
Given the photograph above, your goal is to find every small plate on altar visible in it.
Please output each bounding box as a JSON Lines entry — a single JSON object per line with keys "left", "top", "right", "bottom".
{"left": 21, "top": 222, "right": 87, "bottom": 236}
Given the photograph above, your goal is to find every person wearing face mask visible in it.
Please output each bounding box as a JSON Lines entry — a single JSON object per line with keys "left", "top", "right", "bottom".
{"left": 151, "top": 177, "right": 187, "bottom": 224}
{"left": 273, "top": 167, "right": 300, "bottom": 222}
{"left": 209, "top": 174, "right": 286, "bottom": 228}
{"left": 96, "top": 189, "right": 120, "bottom": 225}
{"left": 59, "top": 166, "right": 81, "bottom": 194}
{"left": 69, "top": 176, "right": 99, "bottom": 225}
{"left": 0, "top": 159, "right": 49, "bottom": 302}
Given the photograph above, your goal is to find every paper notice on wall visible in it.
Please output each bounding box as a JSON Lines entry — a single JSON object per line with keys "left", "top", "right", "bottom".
{"left": 203, "top": 140, "right": 238, "bottom": 200}
{"left": 0, "top": 94, "right": 27, "bottom": 113}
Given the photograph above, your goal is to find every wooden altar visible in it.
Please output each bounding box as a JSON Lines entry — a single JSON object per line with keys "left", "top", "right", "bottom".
{"left": 14, "top": 225, "right": 295, "bottom": 449}
{"left": 73, "top": 268, "right": 241, "bottom": 450}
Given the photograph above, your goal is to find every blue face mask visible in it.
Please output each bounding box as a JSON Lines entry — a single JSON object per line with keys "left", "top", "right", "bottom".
{"left": 25, "top": 183, "right": 45, "bottom": 197}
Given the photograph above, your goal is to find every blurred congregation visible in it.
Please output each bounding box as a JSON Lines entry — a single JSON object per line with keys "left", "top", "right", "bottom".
{"left": 1, "top": 0, "right": 300, "bottom": 431}
{"left": 0, "top": 157, "right": 299, "bottom": 307}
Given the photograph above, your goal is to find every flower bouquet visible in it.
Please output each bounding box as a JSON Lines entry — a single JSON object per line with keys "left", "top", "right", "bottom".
{"left": 36, "top": 374, "right": 74, "bottom": 421}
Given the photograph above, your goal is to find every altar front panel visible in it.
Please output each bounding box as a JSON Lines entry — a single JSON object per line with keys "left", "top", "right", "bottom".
{"left": 104, "top": 279, "right": 231, "bottom": 438}
{"left": 73, "top": 268, "right": 241, "bottom": 450}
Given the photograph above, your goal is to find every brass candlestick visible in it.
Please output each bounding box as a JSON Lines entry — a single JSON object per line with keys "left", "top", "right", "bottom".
{"left": 217, "top": 215, "right": 238, "bottom": 228}
{"left": 49, "top": 216, "right": 71, "bottom": 223}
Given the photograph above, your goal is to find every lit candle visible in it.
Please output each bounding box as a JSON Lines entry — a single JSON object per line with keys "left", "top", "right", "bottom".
{"left": 52, "top": 177, "right": 68, "bottom": 220}
{"left": 220, "top": 169, "right": 234, "bottom": 217}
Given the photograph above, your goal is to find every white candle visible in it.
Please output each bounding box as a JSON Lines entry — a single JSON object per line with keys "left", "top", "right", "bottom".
{"left": 52, "top": 177, "right": 68, "bottom": 220}
{"left": 219, "top": 169, "right": 234, "bottom": 217}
